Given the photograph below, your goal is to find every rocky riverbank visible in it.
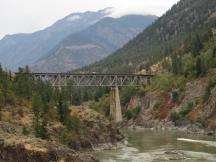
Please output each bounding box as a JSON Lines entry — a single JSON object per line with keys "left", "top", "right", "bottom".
{"left": 0, "top": 106, "right": 123, "bottom": 162}
{"left": 124, "top": 71, "right": 216, "bottom": 136}
{"left": 0, "top": 121, "right": 98, "bottom": 162}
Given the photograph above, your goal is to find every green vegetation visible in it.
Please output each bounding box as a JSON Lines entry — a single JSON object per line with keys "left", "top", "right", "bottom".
{"left": 170, "top": 102, "right": 195, "bottom": 122}
{"left": 169, "top": 112, "right": 180, "bottom": 122}
{"left": 32, "top": 92, "right": 49, "bottom": 139}
{"left": 147, "top": 73, "right": 187, "bottom": 92}
{"left": 120, "top": 87, "right": 137, "bottom": 106}
{"left": 0, "top": 66, "right": 88, "bottom": 140}
{"left": 203, "top": 75, "right": 216, "bottom": 102}
{"left": 179, "top": 102, "right": 195, "bottom": 117}
{"left": 22, "top": 127, "right": 30, "bottom": 135}
{"left": 125, "top": 105, "right": 141, "bottom": 120}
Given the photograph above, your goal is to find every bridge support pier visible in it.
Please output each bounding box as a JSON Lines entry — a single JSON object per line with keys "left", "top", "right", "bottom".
{"left": 110, "top": 86, "right": 123, "bottom": 123}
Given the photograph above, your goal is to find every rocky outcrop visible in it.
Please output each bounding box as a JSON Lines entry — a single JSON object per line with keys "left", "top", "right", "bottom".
{"left": 69, "top": 108, "right": 124, "bottom": 150}
{"left": 0, "top": 122, "right": 98, "bottom": 162}
{"left": 130, "top": 73, "right": 216, "bottom": 133}
{"left": 190, "top": 86, "right": 216, "bottom": 131}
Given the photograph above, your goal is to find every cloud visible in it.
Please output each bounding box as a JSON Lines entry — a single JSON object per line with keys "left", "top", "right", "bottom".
{"left": 0, "top": 0, "right": 180, "bottom": 39}
{"left": 67, "top": 15, "right": 81, "bottom": 22}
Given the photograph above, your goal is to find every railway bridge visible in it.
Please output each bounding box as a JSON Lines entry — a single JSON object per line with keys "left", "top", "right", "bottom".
{"left": 32, "top": 73, "right": 154, "bottom": 123}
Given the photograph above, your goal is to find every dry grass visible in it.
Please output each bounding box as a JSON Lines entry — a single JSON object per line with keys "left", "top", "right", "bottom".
{"left": 24, "top": 143, "right": 47, "bottom": 152}
{"left": 2, "top": 111, "right": 12, "bottom": 122}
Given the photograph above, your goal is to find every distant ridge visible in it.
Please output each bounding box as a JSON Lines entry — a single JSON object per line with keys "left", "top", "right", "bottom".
{"left": 31, "top": 15, "right": 157, "bottom": 72}
{"left": 0, "top": 8, "right": 111, "bottom": 71}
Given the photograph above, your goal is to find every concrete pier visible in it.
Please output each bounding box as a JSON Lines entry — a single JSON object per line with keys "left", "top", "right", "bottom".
{"left": 110, "top": 86, "right": 123, "bottom": 123}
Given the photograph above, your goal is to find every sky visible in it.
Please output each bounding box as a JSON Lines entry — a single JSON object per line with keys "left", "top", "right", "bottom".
{"left": 0, "top": 0, "right": 180, "bottom": 39}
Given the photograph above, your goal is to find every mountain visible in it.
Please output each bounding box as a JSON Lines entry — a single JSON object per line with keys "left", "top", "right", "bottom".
{"left": 31, "top": 15, "right": 157, "bottom": 72}
{"left": 0, "top": 8, "right": 112, "bottom": 71}
{"left": 80, "top": 0, "right": 216, "bottom": 73}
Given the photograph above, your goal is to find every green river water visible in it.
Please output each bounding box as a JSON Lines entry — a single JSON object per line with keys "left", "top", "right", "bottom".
{"left": 94, "top": 128, "right": 216, "bottom": 162}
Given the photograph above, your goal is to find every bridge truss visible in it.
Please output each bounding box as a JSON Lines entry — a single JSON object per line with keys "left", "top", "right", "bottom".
{"left": 32, "top": 73, "right": 153, "bottom": 87}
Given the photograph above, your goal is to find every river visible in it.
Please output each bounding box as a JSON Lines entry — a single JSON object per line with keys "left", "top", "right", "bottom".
{"left": 94, "top": 128, "right": 216, "bottom": 162}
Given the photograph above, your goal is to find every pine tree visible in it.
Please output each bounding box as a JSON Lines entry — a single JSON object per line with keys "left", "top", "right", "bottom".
{"left": 32, "top": 93, "right": 49, "bottom": 139}
{"left": 196, "top": 57, "right": 205, "bottom": 77}
{"left": 190, "top": 34, "right": 202, "bottom": 57}
{"left": 15, "top": 67, "right": 34, "bottom": 99}
{"left": 213, "top": 46, "right": 216, "bottom": 58}
{"left": 0, "top": 93, "right": 3, "bottom": 121}
{"left": 65, "top": 115, "right": 80, "bottom": 132}
{"left": 83, "top": 91, "right": 89, "bottom": 102}
{"left": 32, "top": 93, "right": 43, "bottom": 116}
{"left": 171, "top": 54, "right": 182, "bottom": 75}
{"left": 39, "top": 117, "right": 49, "bottom": 139}
{"left": 57, "top": 94, "right": 69, "bottom": 124}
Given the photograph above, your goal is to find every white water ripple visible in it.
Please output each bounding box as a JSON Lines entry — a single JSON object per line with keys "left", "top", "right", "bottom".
{"left": 177, "top": 138, "right": 216, "bottom": 147}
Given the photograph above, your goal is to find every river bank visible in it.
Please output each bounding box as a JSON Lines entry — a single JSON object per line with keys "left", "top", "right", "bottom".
{"left": 94, "top": 128, "right": 216, "bottom": 162}
{"left": 129, "top": 120, "right": 216, "bottom": 136}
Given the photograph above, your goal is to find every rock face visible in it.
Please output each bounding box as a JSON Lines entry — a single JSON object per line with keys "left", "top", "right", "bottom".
{"left": 130, "top": 72, "right": 216, "bottom": 133}
{"left": 68, "top": 108, "right": 124, "bottom": 150}
{"left": 190, "top": 86, "right": 216, "bottom": 131}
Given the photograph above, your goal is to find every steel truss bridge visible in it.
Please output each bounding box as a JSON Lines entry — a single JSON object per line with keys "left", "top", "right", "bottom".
{"left": 29, "top": 72, "right": 154, "bottom": 123}
{"left": 32, "top": 73, "right": 154, "bottom": 87}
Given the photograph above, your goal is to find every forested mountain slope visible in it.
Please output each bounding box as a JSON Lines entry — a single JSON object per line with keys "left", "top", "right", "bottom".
{"left": 31, "top": 15, "right": 157, "bottom": 72}
{"left": 80, "top": 0, "right": 216, "bottom": 73}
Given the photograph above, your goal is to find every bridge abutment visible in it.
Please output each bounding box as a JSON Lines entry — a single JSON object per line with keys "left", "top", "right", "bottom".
{"left": 110, "top": 86, "right": 123, "bottom": 123}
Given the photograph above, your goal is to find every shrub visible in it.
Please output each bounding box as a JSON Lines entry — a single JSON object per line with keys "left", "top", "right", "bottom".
{"left": 125, "top": 105, "right": 141, "bottom": 120}
{"left": 125, "top": 110, "right": 134, "bottom": 120}
{"left": 120, "top": 87, "right": 137, "bottom": 105}
{"left": 133, "top": 105, "right": 141, "bottom": 116}
{"left": 170, "top": 112, "right": 180, "bottom": 122}
{"left": 203, "top": 75, "right": 216, "bottom": 102}
{"left": 180, "top": 102, "right": 194, "bottom": 117}
{"left": 153, "top": 102, "right": 161, "bottom": 110}
{"left": 22, "top": 127, "right": 30, "bottom": 135}
{"left": 66, "top": 116, "right": 81, "bottom": 132}
{"left": 147, "top": 73, "right": 186, "bottom": 92}
{"left": 137, "top": 87, "right": 146, "bottom": 97}
{"left": 170, "top": 102, "right": 195, "bottom": 122}
{"left": 172, "top": 91, "right": 179, "bottom": 102}
{"left": 59, "top": 130, "right": 70, "bottom": 145}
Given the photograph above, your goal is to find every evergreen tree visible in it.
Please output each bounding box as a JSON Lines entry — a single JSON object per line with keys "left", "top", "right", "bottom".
{"left": 196, "top": 57, "right": 205, "bottom": 77}
{"left": 83, "top": 91, "right": 89, "bottom": 102}
{"left": 65, "top": 115, "right": 80, "bottom": 132}
{"left": 32, "top": 93, "right": 43, "bottom": 116}
{"left": 39, "top": 117, "right": 49, "bottom": 139}
{"left": 15, "top": 67, "right": 34, "bottom": 99}
{"left": 0, "top": 93, "right": 3, "bottom": 121}
{"left": 190, "top": 34, "right": 202, "bottom": 57}
{"left": 213, "top": 46, "right": 216, "bottom": 58}
{"left": 171, "top": 54, "right": 182, "bottom": 75}
{"left": 32, "top": 93, "right": 49, "bottom": 139}
{"left": 57, "top": 94, "right": 69, "bottom": 124}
